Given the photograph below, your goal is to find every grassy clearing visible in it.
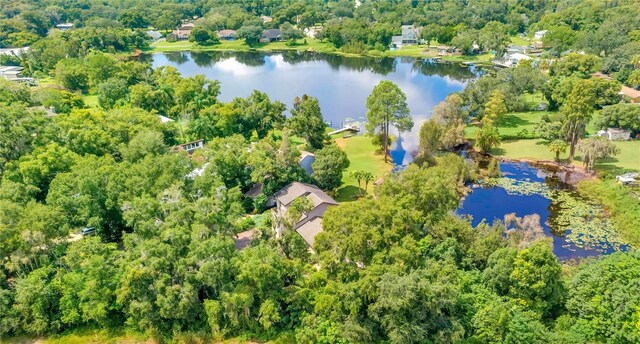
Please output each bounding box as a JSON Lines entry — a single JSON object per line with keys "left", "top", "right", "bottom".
{"left": 465, "top": 110, "right": 559, "bottom": 139}
{"left": 334, "top": 135, "right": 393, "bottom": 202}
{"left": 578, "top": 179, "right": 640, "bottom": 247}
{"left": 510, "top": 36, "right": 532, "bottom": 46}
{"left": 151, "top": 38, "right": 337, "bottom": 54}
{"left": 492, "top": 139, "right": 640, "bottom": 172}
{"left": 83, "top": 94, "right": 99, "bottom": 108}
{"left": 3, "top": 328, "right": 151, "bottom": 344}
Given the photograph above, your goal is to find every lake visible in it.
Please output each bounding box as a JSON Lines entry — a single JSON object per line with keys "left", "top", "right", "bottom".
{"left": 148, "top": 51, "right": 478, "bottom": 163}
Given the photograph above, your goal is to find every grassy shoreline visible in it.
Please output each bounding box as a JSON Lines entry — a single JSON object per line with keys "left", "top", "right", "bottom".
{"left": 147, "top": 38, "right": 494, "bottom": 64}
{"left": 333, "top": 135, "right": 393, "bottom": 202}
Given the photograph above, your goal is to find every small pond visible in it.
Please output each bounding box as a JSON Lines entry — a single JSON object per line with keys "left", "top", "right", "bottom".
{"left": 457, "top": 160, "right": 628, "bottom": 260}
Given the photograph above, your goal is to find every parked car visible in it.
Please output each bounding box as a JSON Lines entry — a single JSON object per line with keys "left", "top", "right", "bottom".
{"left": 81, "top": 227, "right": 96, "bottom": 236}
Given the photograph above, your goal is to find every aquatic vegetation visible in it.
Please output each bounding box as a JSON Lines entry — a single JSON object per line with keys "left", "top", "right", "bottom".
{"left": 551, "top": 191, "right": 625, "bottom": 252}
{"left": 481, "top": 177, "right": 627, "bottom": 253}
{"left": 483, "top": 177, "right": 552, "bottom": 197}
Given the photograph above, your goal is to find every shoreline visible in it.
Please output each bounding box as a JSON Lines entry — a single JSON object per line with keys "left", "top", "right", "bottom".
{"left": 145, "top": 40, "right": 495, "bottom": 65}
{"left": 497, "top": 156, "right": 596, "bottom": 185}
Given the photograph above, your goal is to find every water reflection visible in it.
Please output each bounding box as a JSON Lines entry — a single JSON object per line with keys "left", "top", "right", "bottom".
{"left": 147, "top": 51, "right": 480, "bottom": 163}
{"left": 458, "top": 161, "right": 624, "bottom": 260}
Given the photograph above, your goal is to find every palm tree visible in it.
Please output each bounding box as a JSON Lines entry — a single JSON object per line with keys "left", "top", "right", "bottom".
{"left": 362, "top": 172, "right": 374, "bottom": 193}
{"left": 350, "top": 170, "right": 363, "bottom": 191}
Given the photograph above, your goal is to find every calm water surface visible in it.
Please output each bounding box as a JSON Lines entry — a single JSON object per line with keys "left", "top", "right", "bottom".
{"left": 457, "top": 161, "right": 624, "bottom": 260}
{"left": 148, "top": 51, "right": 477, "bottom": 163}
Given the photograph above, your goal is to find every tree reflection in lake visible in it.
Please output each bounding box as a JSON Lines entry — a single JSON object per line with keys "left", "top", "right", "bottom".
{"left": 148, "top": 51, "right": 478, "bottom": 156}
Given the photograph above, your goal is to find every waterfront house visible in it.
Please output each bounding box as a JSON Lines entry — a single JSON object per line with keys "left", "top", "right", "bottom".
{"left": 493, "top": 53, "right": 532, "bottom": 68}
{"left": 272, "top": 182, "right": 338, "bottom": 247}
{"left": 217, "top": 29, "right": 237, "bottom": 40}
{"left": 261, "top": 29, "right": 282, "bottom": 43}
{"left": 170, "top": 23, "right": 195, "bottom": 41}
{"left": 401, "top": 25, "right": 419, "bottom": 44}
{"left": 146, "top": 30, "right": 163, "bottom": 41}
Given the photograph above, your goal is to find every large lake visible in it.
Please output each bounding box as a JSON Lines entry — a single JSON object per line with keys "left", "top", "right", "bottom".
{"left": 147, "top": 51, "right": 478, "bottom": 164}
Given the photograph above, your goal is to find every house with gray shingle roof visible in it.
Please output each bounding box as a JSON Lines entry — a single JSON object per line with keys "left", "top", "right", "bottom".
{"left": 261, "top": 29, "right": 282, "bottom": 43}
{"left": 272, "top": 182, "right": 338, "bottom": 247}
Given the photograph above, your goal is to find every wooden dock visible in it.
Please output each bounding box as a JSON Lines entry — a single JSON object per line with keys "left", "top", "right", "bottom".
{"left": 328, "top": 125, "right": 360, "bottom": 136}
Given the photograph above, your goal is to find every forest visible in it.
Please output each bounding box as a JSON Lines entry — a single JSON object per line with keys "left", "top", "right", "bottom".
{"left": 1, "top": 0, "right": 640, "bottom": 343}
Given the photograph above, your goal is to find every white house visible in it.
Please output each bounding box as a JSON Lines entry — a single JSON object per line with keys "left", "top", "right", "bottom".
{"left": 508, "top": 53, "right": 532, "bottom": 66}
{"left": 534, "top": 30, "right": 548, "bottom": 39}
{"left": 0, "top": 66, "right": 23, "bottom": 80}
{"left": 597, "top": 128, "right": 632, "bottom": 141}
{"left": 0, "top": 47, "right": 29, "bottom": 56}
{"left": 56, "top": 23, "right": 74, "bottom": 30}
{"left": 173, "top": 139, "right": 204, "bottom": 154}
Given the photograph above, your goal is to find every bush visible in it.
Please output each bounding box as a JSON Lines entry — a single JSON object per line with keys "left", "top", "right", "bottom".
{"left": 253, "top": 194, "right": 269, "bottom": 213}
{"left": 236, "top": 216, "right": 256, "bottom": 232}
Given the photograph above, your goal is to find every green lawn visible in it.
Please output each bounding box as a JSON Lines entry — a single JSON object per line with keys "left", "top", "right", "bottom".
{"left": 151, "top": 38, "right": 337, "bottom": 54}
{"left": 3, "top": 328, "right": 150, "bottom": 344}
{"left": 334, "top": 135, "right": 393, "bottom": 202}
{"left": 492, "top": 139, "right": 640, "bottom": 173}
{"left": 466, "top": 110, "right": 559, "bottom": 140}
{"left": 510, "top": 36, "right": 532, "bottom": 46}
{"left": 83, "top": 94, "right": 99, "bottom": 108}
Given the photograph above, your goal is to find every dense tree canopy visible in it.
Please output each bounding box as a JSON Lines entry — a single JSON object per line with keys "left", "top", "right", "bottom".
{"left": 0, "top": 0, "right": 639, "bottom": 343}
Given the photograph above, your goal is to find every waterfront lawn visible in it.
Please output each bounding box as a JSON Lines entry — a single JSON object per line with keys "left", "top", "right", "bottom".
{"left": 492, "top": 139, "right": 640, "bottom": 172}
{"left": 466, "top": 110, "right": 559, "bottom": 139}
{"left": 151, "top": 38, "right": 337, "bottom": 54}
{"left": 334, "top": 135, "right": 393, "bottom": 202}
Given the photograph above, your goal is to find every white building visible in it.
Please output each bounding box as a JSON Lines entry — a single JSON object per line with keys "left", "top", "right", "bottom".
{"left": 0, "top": 47, "right": 29, "bottom": 56}
{"left": 56, "top": 23, "right": 74, "bottom": 30}
{"left": 597, "top": 128, "right": 632, "bottom": 141}
{"left": 534, "top": 30, "right": 548, "bottom": 39}
{"left": 0, "top": 66, "right": 23, "bottom": 80}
